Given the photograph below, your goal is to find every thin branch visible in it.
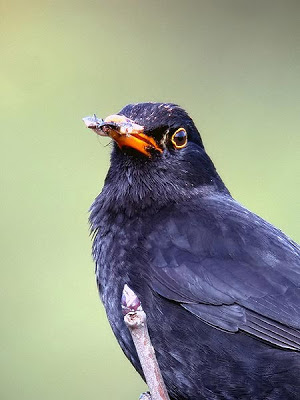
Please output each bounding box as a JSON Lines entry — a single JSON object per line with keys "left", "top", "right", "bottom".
{"left": 122, "top": 284, "right": 170, "bottom": 400}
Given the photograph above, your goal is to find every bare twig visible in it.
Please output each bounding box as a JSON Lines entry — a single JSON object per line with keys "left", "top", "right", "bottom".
{"left": 122, "top": 284, "right": 170, "bottom": 400}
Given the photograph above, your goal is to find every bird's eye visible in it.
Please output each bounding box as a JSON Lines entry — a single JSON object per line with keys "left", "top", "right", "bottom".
{"left": 171, "top": 128, "right": 188, "bottom": 149}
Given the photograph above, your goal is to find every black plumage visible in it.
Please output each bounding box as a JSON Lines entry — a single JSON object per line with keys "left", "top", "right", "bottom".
{"left": 89, "top": 103, "right": 300, "bottom": 399}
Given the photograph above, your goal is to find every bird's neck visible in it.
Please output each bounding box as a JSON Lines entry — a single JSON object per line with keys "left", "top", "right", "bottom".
{"left": 90, "top": 155, "right": 230, "bottom": 229}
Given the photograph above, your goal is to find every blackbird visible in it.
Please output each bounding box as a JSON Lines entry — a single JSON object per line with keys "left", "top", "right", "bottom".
{"left": 88, "top": 103, "right": 300, "bottom": 400}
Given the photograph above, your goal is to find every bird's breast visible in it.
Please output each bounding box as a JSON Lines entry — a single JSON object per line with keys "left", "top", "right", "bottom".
{"left": 92, "top": 208, "right": 155, "bottom": 371}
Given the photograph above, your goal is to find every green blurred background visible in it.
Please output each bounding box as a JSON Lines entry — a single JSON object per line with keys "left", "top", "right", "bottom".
{"left": 1, "top": 1, "right": 299, "bottom": 399}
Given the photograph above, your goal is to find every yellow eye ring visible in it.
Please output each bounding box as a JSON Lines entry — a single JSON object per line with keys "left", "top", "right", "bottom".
{"left": 171, "top": 128, "right": 188, "bottom": 149}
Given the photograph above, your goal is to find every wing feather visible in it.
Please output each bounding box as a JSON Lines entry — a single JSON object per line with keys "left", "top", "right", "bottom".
{"left": 146, "top": 195, "right": 300, "bottom": 350}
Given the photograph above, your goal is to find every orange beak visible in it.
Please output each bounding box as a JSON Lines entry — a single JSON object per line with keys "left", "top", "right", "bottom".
{"left": 83, "top": 114, "right": 162, "bottom": 157}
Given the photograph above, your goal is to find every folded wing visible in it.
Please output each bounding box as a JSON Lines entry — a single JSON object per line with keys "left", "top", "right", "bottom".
{"left": 145, "top": 195, "right": 300, "bottom": 350}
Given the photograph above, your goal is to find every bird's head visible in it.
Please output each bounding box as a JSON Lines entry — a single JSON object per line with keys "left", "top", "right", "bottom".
{"left": 86, "top": 103, "right": 228, "bottom": 213}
